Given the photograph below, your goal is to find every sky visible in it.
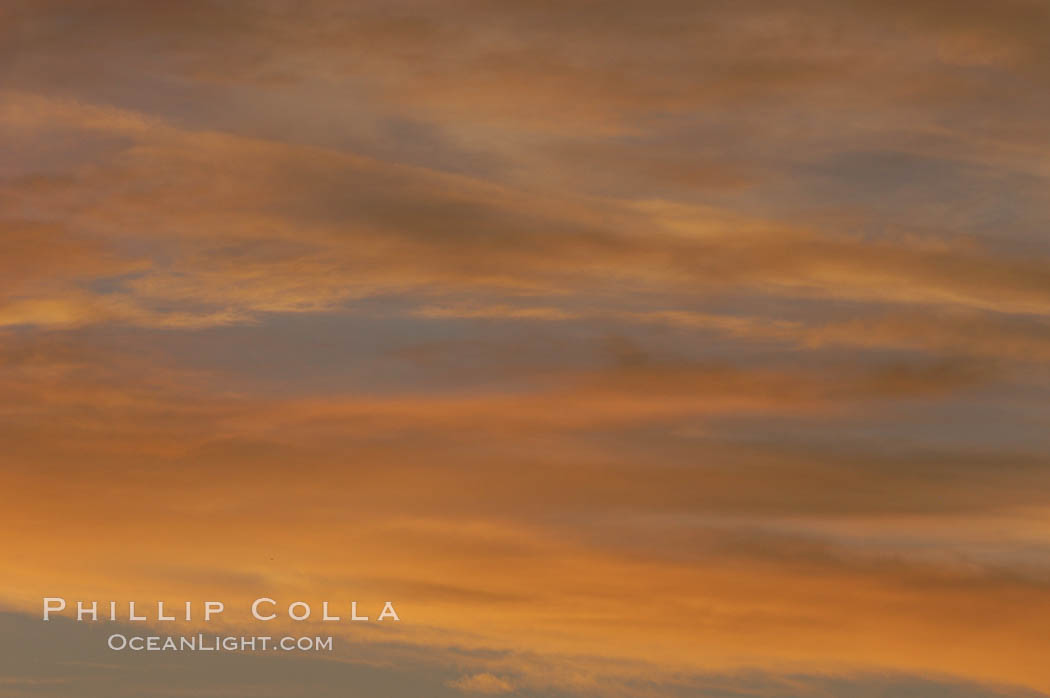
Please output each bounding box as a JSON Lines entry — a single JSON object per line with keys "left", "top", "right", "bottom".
{"left": 2, "top": 0, "right": 1050, "bottom": 696}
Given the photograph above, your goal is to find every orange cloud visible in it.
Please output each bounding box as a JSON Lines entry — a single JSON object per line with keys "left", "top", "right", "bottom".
{"left": 4, "top": 2, "right": 1050, "bottom": 696}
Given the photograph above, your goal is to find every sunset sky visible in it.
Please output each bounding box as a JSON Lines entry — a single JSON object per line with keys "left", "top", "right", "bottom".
{"left": 3, "top": 1, "right": 1050, "bottom": 696}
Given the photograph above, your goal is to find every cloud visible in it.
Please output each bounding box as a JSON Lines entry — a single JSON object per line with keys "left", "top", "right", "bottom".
{"left": 4, "top": 102, "right": 1050, "bottom": 332}
{"left": 448, "top": 673, "right": 515, "bottom": 694}
{"left": 4, "top": 1, "right": 1050, "bottom": 696}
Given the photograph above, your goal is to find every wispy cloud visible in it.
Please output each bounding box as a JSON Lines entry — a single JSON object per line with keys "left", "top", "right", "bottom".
{"left": 4, "top": 1, "right": 1050, "bottom": 696}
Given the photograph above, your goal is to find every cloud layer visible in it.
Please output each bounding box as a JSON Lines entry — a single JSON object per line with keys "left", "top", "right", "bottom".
{"left": 3, "top": 1, "right": 1050, "bottom": 696}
